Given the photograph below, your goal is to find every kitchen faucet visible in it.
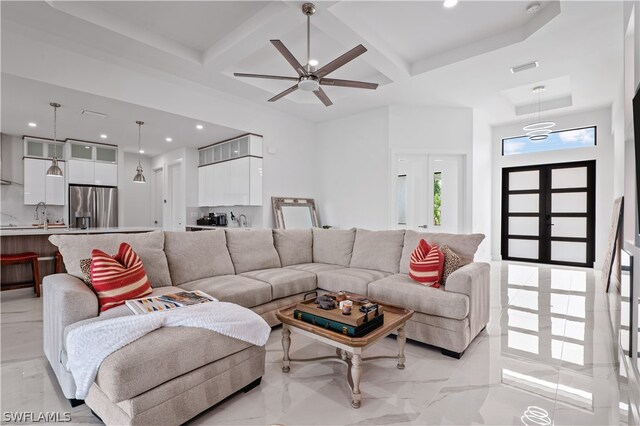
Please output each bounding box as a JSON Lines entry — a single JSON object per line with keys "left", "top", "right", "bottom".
{"left": 35, "top": 201, "right": 48, "bottom": 230}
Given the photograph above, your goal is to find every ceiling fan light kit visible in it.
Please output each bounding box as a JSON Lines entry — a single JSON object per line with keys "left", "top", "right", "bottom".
{"left": 234, "top": 2, "right": 378, "bottom": 107}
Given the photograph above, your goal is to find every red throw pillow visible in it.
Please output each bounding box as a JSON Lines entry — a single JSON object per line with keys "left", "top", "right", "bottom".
{"left": 90, "top": 242, "right": 152, "bottom": 312}
{"left": 409, "top": 239, "right": 444, "bottom": 288}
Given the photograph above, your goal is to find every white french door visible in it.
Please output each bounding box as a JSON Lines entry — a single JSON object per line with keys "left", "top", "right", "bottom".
{"left": 501, "top": 160, "right": 595, "bottom": 267}
{"left": 395, "top": 154, "right": 464, "bottom": 234}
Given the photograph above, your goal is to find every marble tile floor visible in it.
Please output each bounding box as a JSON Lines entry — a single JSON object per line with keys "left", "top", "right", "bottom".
{"left": 1, "top": 261, "right": 637, "bottom": 425}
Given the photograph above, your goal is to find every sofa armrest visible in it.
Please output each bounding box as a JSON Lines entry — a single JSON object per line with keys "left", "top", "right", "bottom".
{"left": 444, "top": 262, "right": 490, "bottom": 338}
{"left": 43, "top": 274, "right": 98, "bottom": 371}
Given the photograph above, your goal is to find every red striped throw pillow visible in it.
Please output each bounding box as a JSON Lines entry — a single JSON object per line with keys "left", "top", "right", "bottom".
{"left": 90, "top": 242, "right": 152, "bottom": 312}
{"left": 409, "top": 239, "right": 444, "bottom": 288}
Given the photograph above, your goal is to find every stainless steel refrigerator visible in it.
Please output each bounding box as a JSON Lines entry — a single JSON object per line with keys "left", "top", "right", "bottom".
{"left": 69, "top": 185, "right": 118, "bottom": 229}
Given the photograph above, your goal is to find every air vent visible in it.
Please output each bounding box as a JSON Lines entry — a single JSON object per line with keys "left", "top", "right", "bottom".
{"left": 510, "top": 61, "right": 539, "bottom": 74}
{"left": 81, "top": 109, "right": 108, "bottom": 118}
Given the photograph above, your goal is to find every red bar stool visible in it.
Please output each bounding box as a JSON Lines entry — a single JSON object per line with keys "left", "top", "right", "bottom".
{"left": 0, "top": 252, "right": 41, "bottom": 297}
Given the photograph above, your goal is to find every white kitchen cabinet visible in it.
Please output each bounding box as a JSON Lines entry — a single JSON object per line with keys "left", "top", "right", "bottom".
{"left": 94, "top": 162, "right": 118, "bottom": 186}
{"left": 212, "top": 161, "right": 229, "bottom": 206}
{"left": 68, "top": 159, "right": 95, "bottom": 185}
{"left": 23, "top": 158, "right": 65, "bottom": 205}
{"left": 198, "top": 164, "right": 214, "bottom": 207}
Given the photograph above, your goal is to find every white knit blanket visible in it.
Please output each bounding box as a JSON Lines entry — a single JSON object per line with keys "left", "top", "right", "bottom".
{"left": 65, "top": 301, "right": 271, "bottom": 399}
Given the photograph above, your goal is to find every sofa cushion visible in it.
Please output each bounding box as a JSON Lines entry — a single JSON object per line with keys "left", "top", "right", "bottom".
{"left": 225, "top": 229, "right": 281, "bottom": 274}
{"left": 240, "top": 268, "right": 316, "bottom": 300}
{"left": 316, "top": 268, "right": 390, "bottom": 295}
{"left": 312, "top": 228, "right": 356, "bottom": 267}
{"left": 285, "top": 263, "right": 346, "bottom": 273}
{"left": 179, "top": 275, "right": 271, "bottom": 308}
{"left": 441, "top": 245, "right": 462, "bottom": 285}
{"left": 368, "top": 274, "right": 469, "bottom": 320}
{"left": 164, "top": 230, "right": 235, "bottom": 285}
{"left": 350, "top": 229, "right": 405, "bottom": 274}
{"left": 49, "top": 231, "right": 172, "bottom": 288}
{"left": 399, "top": 231, "right": 485, "bottom": 274}
{"left": 95, "top": 327, "right": 254, "bottom": 403}
{"left": 273, "top": 229, "right": 313, "bottom": 267}
{"left": 408, "top": 240, "right": 444, "bottom": 287}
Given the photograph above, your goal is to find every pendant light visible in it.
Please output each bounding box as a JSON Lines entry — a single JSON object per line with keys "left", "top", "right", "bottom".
{"left": 133, "top": 121, "right": 146, "bottom": 183}
{"left": 46, "top": 102, "right": 63, "bottom": 177}
{"left": 523, "top": 86, "right": 556, "bottom": 141}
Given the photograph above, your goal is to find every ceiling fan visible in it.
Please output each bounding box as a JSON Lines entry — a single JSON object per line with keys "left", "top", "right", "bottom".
{"left": 234, "top": 3, "right": 378, "bottom": 107}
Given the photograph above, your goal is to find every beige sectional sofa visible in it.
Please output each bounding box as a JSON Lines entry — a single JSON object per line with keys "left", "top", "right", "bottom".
{"left": 44, "top": 227, "right": 489, "bottom": 425}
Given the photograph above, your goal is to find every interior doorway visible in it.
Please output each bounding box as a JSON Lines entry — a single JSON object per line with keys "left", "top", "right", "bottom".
{"left": 501, "top": 160, "right": 596, "bottom": 267}
{"left": 167, "top": 161, "right": 184, "bottom": 231}
{"left": 395, "top": 154, "right": 465, "bottom": 234}
{"left": 153, "top": 168, "right": 163, "bottom": 228}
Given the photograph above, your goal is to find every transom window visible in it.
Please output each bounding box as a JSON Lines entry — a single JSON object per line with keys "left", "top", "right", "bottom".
{"left": 502, "top": 126, "right": 596, "bottom": 156}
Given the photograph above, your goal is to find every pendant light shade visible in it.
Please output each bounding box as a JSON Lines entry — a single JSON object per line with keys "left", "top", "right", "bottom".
{"left": 523, "top": 86, "right": 555, "bottom": 141}
{"left": 133, "top": 121, "right": 146, "bottom": 183}
{"left": 47, "top": 102, "right": 64, "bottom": 177}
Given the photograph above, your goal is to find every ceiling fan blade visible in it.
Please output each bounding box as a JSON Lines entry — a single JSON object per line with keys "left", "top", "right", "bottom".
{"left": 234, "top": 73, "right": 299, "bottom": 82}
{"left": 315, "top": 44, "right": 367, "bottom": 79}
{"left": 320, "top": 78, "right": 378, "bottom": 90}
{"left": 270, "top": 40, "right": 306, "bottom": 77}
{"left": 268, "top": 84, "right": 299, "bottom": 102}
{"left": 313, "top": 87, "right": 333, "bottom": 107}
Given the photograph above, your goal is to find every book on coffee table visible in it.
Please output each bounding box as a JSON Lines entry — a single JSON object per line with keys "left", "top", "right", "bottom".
{"left": 125, "top": 290, "right": 216, "bottom": 315}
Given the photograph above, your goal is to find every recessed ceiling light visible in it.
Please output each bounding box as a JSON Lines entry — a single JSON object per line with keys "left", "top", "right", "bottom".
{"left": 139, "top": 150, "right": 145, "bottom": 154}
{"left": 308, "top": 59, "right": 319, "bottom": 67}
{"left": 28, "top": 122, "right": 37, "bottom": 127}
{"left": 443, "top": 0, "right": 458, "bottom": 8}
{"left": 100, "top": 134, "right": 108, "bottom": 139}
{"left": 165, "top": 137, "right": 173, "bottom": 142}
{"left": 526, "top": 3, "right": 542, "bottom": 15}
{"left": 196, "top": 124, "right": 204, "bottom": 130}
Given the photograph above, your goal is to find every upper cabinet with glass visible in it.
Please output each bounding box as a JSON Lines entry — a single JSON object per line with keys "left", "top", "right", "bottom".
{"left": 67, "top": 140, "right": 117, "bottom": 163}
{"left": 198, "top": 134, "right": 261, "bottom": 166}
{"left": 24, "top": 137, "right": 65, "bottom": 160}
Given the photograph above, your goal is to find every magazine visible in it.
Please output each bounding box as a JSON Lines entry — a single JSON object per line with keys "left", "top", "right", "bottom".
{"left": 125, "top": 290, "right": 216, "bottom": 315}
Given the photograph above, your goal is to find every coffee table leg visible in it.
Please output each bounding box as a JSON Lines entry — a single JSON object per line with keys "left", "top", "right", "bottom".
{"left": 351, "top": 353, "right": 362, "bottom": 408}
{"left": 397, "top": 326, "right": 406, "bottom": 370}
{"left": 282, "top": 325, "right": 291, "bottom": 373}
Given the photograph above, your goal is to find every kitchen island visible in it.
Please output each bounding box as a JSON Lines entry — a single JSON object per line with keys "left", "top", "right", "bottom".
{"left": 1, "top": 226, "right": 160, "bottom": 290}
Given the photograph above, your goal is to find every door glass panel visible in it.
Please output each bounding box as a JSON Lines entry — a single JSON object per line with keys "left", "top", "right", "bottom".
{"left": 397, "top": 175, "right": 407, "bottom": 225}
{"left": 551, "top": 241, "right": 587, "bottom": 263}
{"left": 509, "top": 217, "right": 538, "bottom": 236}
{"left": 509, "top": 170, "right": 539, "bottom": 190}
{"left": 433, "top": 172, "right": 442, "bottom": 226}
{"left": 71, "top": 143, "right": 93, "bottom": 159}
{"left": 230, "top": 140, "right": 239, "bottom": 158}
{"left": 27, "top": 140, "right": 44, "bottom": 157}
{"left": 552, "top": 167, "right": 587, "bottom": 189}
{"left": 509, "top": 194, "right": 539, "bottom": 213}
{"left": 551, "top": 217, "right": 587, "bottom": 238}
{"left": 95, "top": 147, "right": 116, "bottom": 163}
{"left": 552, "top": 192, "right": 587, "bottom": 213}
{"left": 239, "top": 138, "right": 249, "bottom": 156}
{"left": 508, "top": 239, "right": 538, "bottom": 259}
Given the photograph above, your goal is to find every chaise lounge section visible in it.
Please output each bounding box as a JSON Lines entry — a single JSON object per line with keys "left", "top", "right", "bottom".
{"left": 45, "top": 227, "right": 489, "bottom": 425}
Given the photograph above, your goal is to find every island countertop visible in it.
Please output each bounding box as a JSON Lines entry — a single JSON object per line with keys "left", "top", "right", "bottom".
{"left": 0, "top": 226, "right": 160, "bottom": 237}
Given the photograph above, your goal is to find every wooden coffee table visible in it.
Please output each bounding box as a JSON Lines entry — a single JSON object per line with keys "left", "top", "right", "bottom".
{"left": 275, "top": 298, "right": 414, "bottom": 408}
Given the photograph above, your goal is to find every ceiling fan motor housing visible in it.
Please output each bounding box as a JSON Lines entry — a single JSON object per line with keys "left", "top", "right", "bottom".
{"left": 298, "top": 75, "right": 320, "bottom": 92}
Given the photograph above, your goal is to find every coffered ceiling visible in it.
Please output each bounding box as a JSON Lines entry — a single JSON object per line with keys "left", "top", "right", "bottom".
{"left": 0, "top": 1, "right": 623, "bottom": 125}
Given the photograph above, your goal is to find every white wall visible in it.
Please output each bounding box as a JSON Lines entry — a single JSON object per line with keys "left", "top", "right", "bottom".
{"left": 2, "top": 29, "right": 319, "bottom": 229}
{"left": 119, "top": 152, "right": 153, "bottom": 227}
{"left": 0, "top": 134, "right": 65, "bottom": 226}
{"left": 472, "top": 110, "right": 493, "bottom": 261}
{"left": 316, "top": 107, "right": 390, "bottom": 229}
{"left": 491, "top": 107, "right": 614, "bottom": 268}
